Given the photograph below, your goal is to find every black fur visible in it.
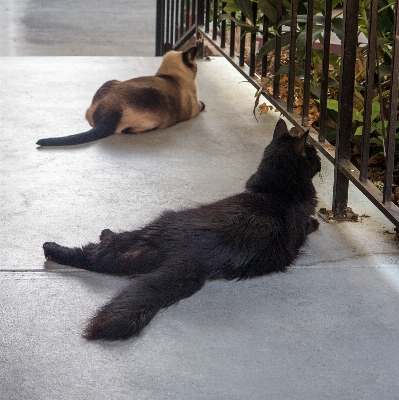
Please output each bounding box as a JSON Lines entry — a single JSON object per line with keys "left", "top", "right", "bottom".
{"left": 42, "top": 120, "right": 321, "bottom": 340}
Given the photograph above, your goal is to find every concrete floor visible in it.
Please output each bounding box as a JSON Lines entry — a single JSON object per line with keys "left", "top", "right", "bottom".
{"left": 1, "top": 0, "right": 156, "bottom": 56}
{"left": 1, "top": 2, "right": 399, "bottom": 400}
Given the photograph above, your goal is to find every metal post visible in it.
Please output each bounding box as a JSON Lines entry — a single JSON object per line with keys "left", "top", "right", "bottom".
{"left": 287, "top": 0, "right": 298, "bottom": 112}
{"left": 155, "top": 0, "right": 166, "bottom": 56}
{"left": 318, "top": 0, "right": 332, "bottom": 140}
{"left": 332, "top": 0, "right": 360, "bottom": 218}
{"left": 383, "top": 0, "right": 399, "bottom": 204}
{"left": 197, "top": 0, "right": 204, "bottom": 57}
{"left": 301, "top": 0, "right": 314, "bottom": 126}
{"left": 273, "top": 0, "right": 283, "bottom": 98}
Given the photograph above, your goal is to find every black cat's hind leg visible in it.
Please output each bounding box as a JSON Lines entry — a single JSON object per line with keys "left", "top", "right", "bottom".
{"left": 83, "top": 263, "right": 207, "bottom": 341}
{"left": 43, "top": 242, "right": 92, "bottom": 269}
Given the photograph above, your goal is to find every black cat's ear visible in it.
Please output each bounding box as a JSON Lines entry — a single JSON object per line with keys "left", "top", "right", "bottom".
{"left": 164, "top": 43, "right": 173, "bottom": 54}
{"left": 273, "top": 119, "right": 290, "bottom": 140}
{"left": 295, "top": 130, "right": 309, "bottom": 155}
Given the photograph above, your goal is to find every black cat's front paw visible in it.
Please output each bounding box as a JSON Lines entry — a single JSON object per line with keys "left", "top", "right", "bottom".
{"left": 43, "top": 242, "right": 62, "bottom": 260}
{"left": 306, "top": 218, "right": 319, "bottom": 234}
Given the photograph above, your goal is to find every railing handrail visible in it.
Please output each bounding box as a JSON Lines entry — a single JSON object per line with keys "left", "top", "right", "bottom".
{"left": 156, "top": 0, "right": 399, "bottom": 232}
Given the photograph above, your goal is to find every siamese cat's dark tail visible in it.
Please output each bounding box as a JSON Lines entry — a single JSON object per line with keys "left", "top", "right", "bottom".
{"left": 84, "top": 265, "right": 207, "bottom": 340}
{"left": 36, "top": 108, "right": 120, "bottom": 146}
{"left": 36, "top": 125, "right": 115, "bottom": 146}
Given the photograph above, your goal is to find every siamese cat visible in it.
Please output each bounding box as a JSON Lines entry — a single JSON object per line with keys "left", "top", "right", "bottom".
{"left": 36, "top": 44, "right": 205, "bottom": 146}
{"left": 42, "top": 120, "right": 321, "bottom": 341}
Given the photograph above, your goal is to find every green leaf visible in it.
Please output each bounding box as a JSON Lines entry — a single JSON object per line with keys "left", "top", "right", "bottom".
{"left": 217, "top": 14, "right": 260, "bottom": 33}
{"left": 326, "top": 99, "right": 339, "bottom": 112}
{"left": 371, "top": 101, "right": 381, "bottom": 121}
{"left": 328, "top": 75, "right": 340, "bottom": 87}
{"left": 296, "top": 15, "right": 325, "bottom": 25}
{"left": 312, "top": 26, "right": 325, "bottom": 42}
{"left": 331, "top": 17, "right": 343, "bottom": 41}
{"left": 274, "top": 64, "right": 305, "bottom": 77}
{"left": 258, "top": 0, "right": 276, "bottom": 22}
{"left": 255, "top": 31, "right": 291, "bottom": 64}
{"left": 354, "top": 126, "right": 363, "bottom": 136}
{"left": 310, "top": 83, "right": 321, "bottom": 98}
{"left": 332, "top": 0, "right": 344, "bottom": 9}
{"left": 234, "top": 0, "right": 255, "bottom": 23}
{"left": 352, "top": 108, "right": 363, "bottom": 122}
{"left": 370, "top": 138, "right": 384, "bottom": 145}
{"left": 223, "top": 3, "right": 240, "bottom": 13}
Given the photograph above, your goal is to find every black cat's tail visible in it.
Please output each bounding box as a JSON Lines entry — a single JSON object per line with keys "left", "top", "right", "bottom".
{"left": 36, "top": 125, "right": 114, "bottom": 147}
{"left": 83, "top": 265, "right": 207, "bottom": 341}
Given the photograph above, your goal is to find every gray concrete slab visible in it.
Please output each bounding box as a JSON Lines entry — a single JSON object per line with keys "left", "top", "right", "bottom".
{"left": 1, "top": 56, "right": 399, "bottom": 400}
{"left": 0, "top": 0, "right": 156, "bottom": 56}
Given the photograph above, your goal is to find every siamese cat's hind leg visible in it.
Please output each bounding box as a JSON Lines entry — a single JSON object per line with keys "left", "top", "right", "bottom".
{"left": 83, "top": 262, "right": 207, "bottom": 340}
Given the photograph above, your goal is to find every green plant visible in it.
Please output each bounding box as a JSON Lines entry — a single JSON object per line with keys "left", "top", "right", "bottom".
{"left": 218, "top": 0, "right": 398, "bottom": 158}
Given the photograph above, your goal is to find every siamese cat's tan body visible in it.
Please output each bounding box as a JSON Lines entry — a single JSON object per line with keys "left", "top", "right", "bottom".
{"left": 37, "top": 46, "right": 204, "bottom": 147}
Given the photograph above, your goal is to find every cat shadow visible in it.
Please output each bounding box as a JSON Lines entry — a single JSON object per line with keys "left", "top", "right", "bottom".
{"left": 43, "top": 259, "right": 130, "bottom": 296}
{"left": 36, "top": 113, "right": 206, "bottom": 153}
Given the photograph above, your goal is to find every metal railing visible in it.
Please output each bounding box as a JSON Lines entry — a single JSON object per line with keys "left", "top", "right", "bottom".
{"left": 156, "top": 0, "right": 399, "bottom": 231}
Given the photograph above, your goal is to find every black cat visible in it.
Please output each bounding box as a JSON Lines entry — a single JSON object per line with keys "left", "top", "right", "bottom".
{"left": 42, "top": 119, "right": 321, "bottom": 341}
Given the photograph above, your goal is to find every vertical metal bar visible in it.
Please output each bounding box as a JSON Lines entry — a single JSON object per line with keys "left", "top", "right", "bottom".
{"left": 261, "top": 15, "right": 269, "bottom": 77}
{"left": 239, "top": 11, "right": 246, "bottom": 66}
{"left": 287, "top": 0, "right": 298, "bottom": 112}
{"left": 318, "top": 0, "right": 332, "bottom": 142}
{"left": 302, "top": 0, "right": 314, "bottom": 126}
{"left": 175, "top": 0, "right": 180, "bottom": 40}
{"left": 205, "top": 0, "right": 210, "bottom": 32}
{"left": 196, "top": 0, "right": 204, "bottom": 58}
{"left": 273, "top": 0, "right": 283, "bottom": 99}
{"left": 197, "top": 0, "right": 204, "bottom": 26}
{"left": 166, "top": 0, "right": 170, "bottom": 44}
{"left": 175, "top": 0, "right": 182, "bottom": 40}
{"left": 155, "top": 0, "right": 166, "bottom": 55}
{"left": 170, "top": 0, "right": 175, "bottom": 43}
{"left": 180, "top": 0, "right": 184, "bottom": 37}
{"left": 383, "top": 0, "right": 399, "bottom": 204}
{"left": 249, "top": 1, "right": 257, "bottom": 76}
{"left": 360, "top": 0, "right": 378, "bottom": 182}
{"left": 192, "top": 0, "right": 197, "bottom": 27}
{"left": 230, "top": 11, "right": 236, "bottom": 57}
{"left": 332, "top": 0, "right": 360, "bottom": 218}
{"left": 186, "top": 0, "right": 190, "bottom": 29}
{"left": 212, "top": 0, "right": 218, "bottom": 40}
{"left": 221, "top": 2, "right": 227, "bottom": 48}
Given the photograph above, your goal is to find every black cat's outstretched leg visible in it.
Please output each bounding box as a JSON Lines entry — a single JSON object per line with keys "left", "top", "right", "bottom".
{"left": 43, "top": 230, "right": 147, "bottom": 275}
{"left": 83, "top": 264, "right": 207, "bottom": 340}
{"left": 43, "top": 242, "right": 92, "bottom": 269}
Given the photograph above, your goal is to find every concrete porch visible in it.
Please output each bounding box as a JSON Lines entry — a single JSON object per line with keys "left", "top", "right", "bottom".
{"left": 1, "top": 1, "right": 399, "bottom": 399}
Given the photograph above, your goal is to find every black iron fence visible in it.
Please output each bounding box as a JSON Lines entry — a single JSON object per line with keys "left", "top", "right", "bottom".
{"left": 156, "top": 0, "right": 399, "bottom": 232}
